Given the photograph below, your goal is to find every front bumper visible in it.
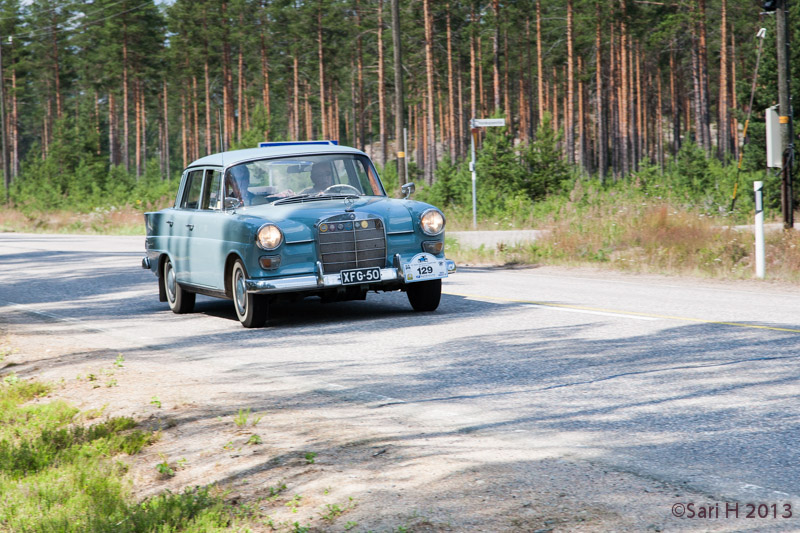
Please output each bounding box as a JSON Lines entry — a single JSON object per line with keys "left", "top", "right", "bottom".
{"left": 245, "top": 258, "right": 456, "bottom": 295}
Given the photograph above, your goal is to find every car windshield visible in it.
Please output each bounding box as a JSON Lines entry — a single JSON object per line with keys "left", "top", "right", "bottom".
{"left": 224, "top": 153, "right": 386, "bottom": 206}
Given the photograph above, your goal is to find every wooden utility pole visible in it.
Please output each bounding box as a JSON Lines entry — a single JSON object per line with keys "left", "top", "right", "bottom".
{"left": 776, "top": 0, "right": 794, "bottom": 228}
{"left": 392, "top": 0, "right": 405, "bottom": 185}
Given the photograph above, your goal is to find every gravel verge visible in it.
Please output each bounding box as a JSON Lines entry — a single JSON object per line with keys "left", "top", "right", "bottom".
{"left": 0, "top": 303, "right": 790, "bottom": 533}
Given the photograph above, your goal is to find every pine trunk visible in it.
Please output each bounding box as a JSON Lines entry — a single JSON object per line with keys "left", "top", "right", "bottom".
{"left": 609, "top": 18, "right": 619, "bottom": 178}
{"left": 181, "top": 90, "right": 187, "bottom": 169}
{"left": 11, "top": 63, "right": 18, "bottom": 175}
{"left": 123, "top": 25, "right": 129, "bottom": 171}
{"left": 525, "top": 16, "right": 533, "bottom": 138}
{"left": 616, "top": 13, "right": 627, "bottom": 176}
{"left": 237, "top": 19, "right": 244, "bottom": 143}
{"left": 51, "top": 19, "right": 62, "bottom": 119}
{"left": 423, "top": 0, "right": 436, "bottom": 183}
{"left": 596, "top": 2, "right": 606, "bottom": 179}
{"left": 318, "top": 8, "right": 327, "bottom": 140}
{"left": 691, "top": 25, "right": 703, "bottom": 150}
{"left": 718, "top": 0, "right": 728, "bottom": 159}
{"left": 536, "top": 0, "right": 544, "bottom": 125}
{"left": 203, "top": 8, "right": 212, "bottom": 155}
{"left": 293, "top": 55, "right": 300, "bottom": 140}
{"left": 135, "top": 80, "right": 141, "bottom": 178}
{"left": 552, "top": 67, "right": 558, "bottom": 133}
{"left": 306, "top": 85, "right": 313, "bottom": 139}
{"left": 730, "top": 28, "right": 739, "bottom": 161}
{"left": 636, "top": 43, "right": 644, "bottom": 168}
{"left": 260, "top": 2, "right": 271, "bottom": 140}
{"left": 657, "top": 68, "right": 664, "bottom": 171}
{"left": 478, "top": 34, "right": 485, "bottom": 117}
{"left": 108, "top": 92, "right": 117, "bottom": 167}
{"left": 446, "top": 2, "right": 456, "bottom": 163}
{"left": 503, "top": 21, "right": 512, "bottom": 136}
{"left": 192, "top": 76, "right": 199, "bottom": 160}
{"left": 204, "top": 58, "right": 212, "bottom": 155}
{"left": 697, "top": 0, "right": 711, "bottom": 153}
{"left": 141, "top": 83, "right": 147, "bottom": 171}
{"left": 492, "top": 0, "right": 501, "bottom": 114}
{"left": 356, "top": 0, "right": 364, "bottom": 149}
{"left": 458, "top": 59, "right": 465, "bottom": 153}
{"left": 470, "top": 6, "right": 477, "bottom": 120}
{"left": 670, "top": 47, "right": 680, "bottom": 153}
{"left": 577, "top": 55, "right": 585, "bottom": 172}
{"left": 566, "top": 0, "right": 575, "bottom": 164}
{"left": 391, "top": 0, "right": 405, "bottom": 184}
{"left": 163, "top": 80, "right": 170, "bottom": 179}
{"left": 378, "top": 0, "right": 387, "bottom": 166}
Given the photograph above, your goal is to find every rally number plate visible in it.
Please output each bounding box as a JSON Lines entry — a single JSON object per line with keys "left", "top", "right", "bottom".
{"left": 402, "top": 253, "right": 448, "bottom": 283}
{"left": 340, "top": 267, "right": 382, "bottom": 285}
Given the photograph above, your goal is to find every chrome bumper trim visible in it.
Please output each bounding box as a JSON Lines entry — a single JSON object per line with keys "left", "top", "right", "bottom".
{"left": 245, "top": 267, "right": 401, "bottom": 294}
{"left": 245, "top": 258, "right": 457, "bottom": 295}
{"left": 141, "top": 256, "right": 151, "bottom": 270}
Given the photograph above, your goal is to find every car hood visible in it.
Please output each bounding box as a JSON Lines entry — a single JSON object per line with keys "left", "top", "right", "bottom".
{"left": 233, "top": 196, "right": 423, "bottom": 243}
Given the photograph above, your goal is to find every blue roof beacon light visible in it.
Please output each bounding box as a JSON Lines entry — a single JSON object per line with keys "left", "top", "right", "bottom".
{"left": 258, "top": 140, "right": 339, "bottom": 148}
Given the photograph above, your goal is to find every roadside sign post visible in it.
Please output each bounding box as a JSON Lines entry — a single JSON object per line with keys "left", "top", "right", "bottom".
{"left": 469, "top": 118, "right": 506, "bottom": 229}
{"left": 754, "top": 181, "right": 765, "bottom": 279}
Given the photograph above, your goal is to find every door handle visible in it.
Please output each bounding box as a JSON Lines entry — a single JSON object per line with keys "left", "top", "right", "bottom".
{"left": 186, "top": 224, "right": 194, "bottom": 230}
{"left": 166, "top": 220, "right": 174, "bottom": 227}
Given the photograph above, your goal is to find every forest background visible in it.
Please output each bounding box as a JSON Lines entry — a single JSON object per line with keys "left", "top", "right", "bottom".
{"left": 0, "top": 0, "right": 798, "bottom": 277}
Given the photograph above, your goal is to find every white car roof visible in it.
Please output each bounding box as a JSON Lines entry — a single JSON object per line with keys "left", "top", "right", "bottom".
{"left": 186, "top": 143, "right": 367, "bottom": 170}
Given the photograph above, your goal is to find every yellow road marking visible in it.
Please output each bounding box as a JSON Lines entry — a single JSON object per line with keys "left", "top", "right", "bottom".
{"left": 443, "top": 291, "right": 800, "bottom": 334}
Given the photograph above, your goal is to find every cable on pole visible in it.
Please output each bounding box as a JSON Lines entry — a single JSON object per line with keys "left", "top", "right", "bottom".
{"left": 731, "top": 27, "right": 768, "bottom": 213}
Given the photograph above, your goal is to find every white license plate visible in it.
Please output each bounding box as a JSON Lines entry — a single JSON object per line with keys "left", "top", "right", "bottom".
{"left": 402, "top": 253, "right": 448, "bottom": 283}
{"left": 340, "top": 267, "right": 382, "bottom": 285}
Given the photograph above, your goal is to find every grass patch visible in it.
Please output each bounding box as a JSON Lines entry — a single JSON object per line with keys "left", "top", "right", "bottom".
{"left": 445, "top": 181, "right": 800, "bottom": 282}
{"left": 0, "top": 379, "right": 254, "bottom": 532}
{"left": 0, "top": 205, "right": 158, "bottom": 235}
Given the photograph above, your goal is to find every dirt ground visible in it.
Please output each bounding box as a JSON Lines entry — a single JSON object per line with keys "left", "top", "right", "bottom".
{"left": 0, "top": 309, "right": 787, "bottom": 533}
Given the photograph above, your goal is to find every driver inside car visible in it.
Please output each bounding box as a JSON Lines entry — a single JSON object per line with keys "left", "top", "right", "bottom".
{"left": 225, "top": 164, "right": 254, "bottom": 206}
{"left": 301, "top": 163, "right": 335, "bottom": 195}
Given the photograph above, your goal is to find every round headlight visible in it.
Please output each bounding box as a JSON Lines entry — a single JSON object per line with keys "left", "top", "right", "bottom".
{"left": 257, "top": 224, "right": 283, "bottom": 250}
{"left": 420, "top": 209, "right": 445, "bottom": 236}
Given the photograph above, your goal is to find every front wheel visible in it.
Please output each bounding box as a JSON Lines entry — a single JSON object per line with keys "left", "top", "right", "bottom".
{"left": 406, "top": 279, "right": 442, "bottom": 312}
{"left": 231, "top": 260, "right": 268, "bottom": 328}
{"left": 163, "top": 257, "right": 195, "bottom": 314}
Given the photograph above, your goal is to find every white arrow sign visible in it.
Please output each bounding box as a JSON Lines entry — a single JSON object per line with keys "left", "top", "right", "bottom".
{"left": 471, "top": 118, "right": 506, "bottom": 128}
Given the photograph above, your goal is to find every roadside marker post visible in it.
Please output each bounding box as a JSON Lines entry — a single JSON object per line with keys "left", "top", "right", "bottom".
{"left": 469, "top": 118, "right": 506, "bottom": 229}
{"left": 755, "top": 181, "right": 765, "bottom": 279}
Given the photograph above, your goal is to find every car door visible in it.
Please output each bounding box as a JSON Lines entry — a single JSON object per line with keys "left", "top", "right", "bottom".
{"left": 169, "top": 168, "right": 204, "bottom": 285}
{"left": 185, "top": 168, "right": 227, "bottom": 290}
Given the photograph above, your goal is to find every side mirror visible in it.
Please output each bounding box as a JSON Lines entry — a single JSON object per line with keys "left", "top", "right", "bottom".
{"left": 401, "top": 182, "right": 415, "bottom": 199}
{"left": 224, "top": 197, "right": 242, "bottom": 209}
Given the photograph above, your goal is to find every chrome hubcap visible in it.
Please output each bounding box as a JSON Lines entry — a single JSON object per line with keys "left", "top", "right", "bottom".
{"left": 165, "top": 263, "right": 176, "bottom": 302}
{"left": 235, "top": 269, "right": 247, "bottom": 315}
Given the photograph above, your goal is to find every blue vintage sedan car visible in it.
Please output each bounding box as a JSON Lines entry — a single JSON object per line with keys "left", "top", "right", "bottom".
{"left": 142, "top": 141, "right": 456, "bottom": 327}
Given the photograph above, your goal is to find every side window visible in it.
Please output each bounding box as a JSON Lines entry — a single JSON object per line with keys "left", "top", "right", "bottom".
{"left": 180, "top": 170, "right": 203, "bottom": 209}
{"left": 353, "top": 159, "right": 384, "bottom": 195}
{"left": 200, "top": 169, "right": 222, "bottom": 210}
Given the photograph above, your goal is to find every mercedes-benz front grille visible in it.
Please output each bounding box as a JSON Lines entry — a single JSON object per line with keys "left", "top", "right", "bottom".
{"left": 318, "top": 215, "right": 387, "bottom": 274}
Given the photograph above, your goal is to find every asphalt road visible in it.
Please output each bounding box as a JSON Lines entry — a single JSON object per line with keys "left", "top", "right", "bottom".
{"left": 2, "top": 232, "right": 800, "bottom": 510}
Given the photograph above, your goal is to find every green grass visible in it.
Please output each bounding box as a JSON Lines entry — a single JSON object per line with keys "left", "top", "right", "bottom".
{"left": 0, "top": 379, "right": 254, "bottom": 532}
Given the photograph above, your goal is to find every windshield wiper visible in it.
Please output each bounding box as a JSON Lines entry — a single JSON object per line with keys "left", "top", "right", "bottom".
{"left": 273, "top": 193, "right": 361, "bottom": 205}
{"left": 272, "top": 194, "right": 311, "bottom": 205}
